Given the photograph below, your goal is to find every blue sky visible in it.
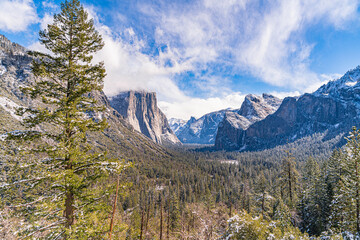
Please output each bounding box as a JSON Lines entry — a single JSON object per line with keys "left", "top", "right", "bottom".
{"left": 1, "top": 0, "right": 360, "bottom": 119}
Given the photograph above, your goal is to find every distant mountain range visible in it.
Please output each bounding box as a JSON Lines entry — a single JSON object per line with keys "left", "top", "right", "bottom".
{"left": 169, "top": 94, "right": 282, "bottom": 146}
{"left": 170, "top": 67, "right": 360, "bottom": 152}
{"left": 226, "top": 67, "right": 360, "bottom": 151}
{"left": 169, "top": 109, "right": 230, "bottom": 144}
{"left": 2, "top": 33, "right": 360, "bottom": 153}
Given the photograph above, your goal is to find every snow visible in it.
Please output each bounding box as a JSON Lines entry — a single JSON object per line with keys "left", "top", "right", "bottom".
{"left": 168, "top": 118, "right": 186, "bottom": 134}
{"left": 0, "top": 96, "right": 22, "bottom": 120}
{"left": 239, "top": 144, "right": 247, "bottom": 151}
{"left": 345, "top": 81, "right": 357, "bottom": 87}
{"left": 190, "top": 118, "right": 204, "bottom": 136}
{"left": 0, "top": 64, "right": 6, "bottom": 76}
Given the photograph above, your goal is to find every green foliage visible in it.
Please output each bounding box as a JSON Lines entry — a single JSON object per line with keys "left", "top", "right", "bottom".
{"left": 221, "top": 210, "right": 308, "bottom": 240}
{"left": 329, "top": 127, "right": 360, "bottom": 233}
{"left": 279, "top": 151, "right": 299, "bottom": 208}
{"left": 0, "top": 0, "right": 129, "bottom": 238}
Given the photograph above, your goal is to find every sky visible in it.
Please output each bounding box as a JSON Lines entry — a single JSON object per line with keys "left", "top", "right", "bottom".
{"left": 1, "top": 0, "right": 360, "bottom": 120}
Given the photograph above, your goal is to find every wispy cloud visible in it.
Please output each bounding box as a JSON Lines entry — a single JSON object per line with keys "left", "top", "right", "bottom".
{"left": 0, "top": 0, "right": 38, "bottom": 32}
{"left": 158, "top": 92, "right": 246, "bottom": 119}
{"left": 26, "top": 0, "right": 360, "bottom": 120}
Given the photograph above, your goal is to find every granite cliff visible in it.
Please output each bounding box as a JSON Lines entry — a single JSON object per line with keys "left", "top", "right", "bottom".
{"left": 215, "top": 94, "right": 282, "bottom": 150}
{"left": 0, "top": 34, "right": 170, "bottom": 159}
{"left": 216, "top": 66, "right": 360, "bottom": 151}
{"left": 109, "top": 91, "right": 180, "bottom": 145}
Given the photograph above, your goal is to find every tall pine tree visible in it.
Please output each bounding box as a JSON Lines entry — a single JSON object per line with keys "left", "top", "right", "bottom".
{"left": 1, "top": 0, "right": 125, "bottom": 238}
{"left": 330, "top": 127, "right": 360, "bottom": 234}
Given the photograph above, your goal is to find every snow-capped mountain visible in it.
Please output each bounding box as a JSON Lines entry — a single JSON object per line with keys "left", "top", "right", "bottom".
{"left": 215, "top": 66, "right": 360, "bottom": 151}
{"left": 170, "top": 110, "right": 230, "bottom": 144}
{"left": 168, "top": 118, "right": 187, "bottom": 135}
{"left": 215, "top": 94, "right": 282, "bottom": 150}
{"left": 169, "top": 94, "right": 281, "bottom": 145}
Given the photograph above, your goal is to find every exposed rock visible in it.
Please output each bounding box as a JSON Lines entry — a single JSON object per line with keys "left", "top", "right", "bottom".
{"left": 169, "top": 118, "right": 187, "bottom": 135}
{"left": 170, "top": 109, "right": 231, "bottom": 144}
{"left": 0, "top": 34, "right": 170, "bottom": 159}
{"left": 109, "top": 91, "right": 180, "bottom": 145}
{"left": 214, "top": 94, "right": 282, "bottom": 150}
{"left": 228, "top": 66, "right": 360, "bottom": 151}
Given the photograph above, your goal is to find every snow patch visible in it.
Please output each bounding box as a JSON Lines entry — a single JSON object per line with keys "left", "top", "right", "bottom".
{"left": 0, "top": 64, "right": 6, "bottom": 76}
{"left": 345, "top": 81, "right": 357, "bottom": 87}
{"left": 0, "top": 96, "right": 22, "bottom": 120}
{"left": 239, "top": 144, "right": 247, "bottom": 151}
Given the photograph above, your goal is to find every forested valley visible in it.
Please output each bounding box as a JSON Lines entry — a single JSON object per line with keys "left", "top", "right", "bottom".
{"left": 1, "top": 0, "right": 360, "bottom": 239}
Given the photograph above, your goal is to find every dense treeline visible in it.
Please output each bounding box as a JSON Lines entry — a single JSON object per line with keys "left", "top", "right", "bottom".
{"left": 108, "top": 129, "right": 358, "bottom": 239}
{"left": 0, "top": 0, "right": 359, "bottom": 238}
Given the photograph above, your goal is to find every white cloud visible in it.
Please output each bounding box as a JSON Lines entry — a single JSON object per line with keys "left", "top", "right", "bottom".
{"left": 0, "top": 0, "right": 38, "bottom": 32}
{"left": 158, "top": 92, "right": 246, "bottom": 120}
{"left": 26, "top": 1, "right": 360, "bottom": 120}
{"left": 237, "top": 0, "right": 359, "bottom": 90}
{"left": 91, "top": 0, "right": 358, "bottom": 119}
{"left": 40, "top": 13, "right": 53, "bottom": 30}
{"left": 150, "top": 0, "right": 359, "bottom": 92}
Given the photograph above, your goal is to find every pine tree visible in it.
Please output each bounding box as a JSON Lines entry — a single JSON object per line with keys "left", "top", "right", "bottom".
{"left": 279, "top": 151, "right": 299, "bottom": 208}
{"left": 1, "top": 0, "right": 126, "bottom": 238}
{"left": 299, "top": 156, "right": 322, "bottom": 235}
{"left": 254, "top": 171, "right": 272, "bottom": 219}
{"left": 330, "top": 127, "right": 360, "bottom": 233}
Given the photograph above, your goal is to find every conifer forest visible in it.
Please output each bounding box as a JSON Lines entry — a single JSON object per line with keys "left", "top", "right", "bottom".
{"left": 2, "top": 0, "right": 360, "bottom": 239}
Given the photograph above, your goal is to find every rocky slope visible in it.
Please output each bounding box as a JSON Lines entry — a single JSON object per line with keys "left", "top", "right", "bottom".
{"left": 0, "top": 34, "right": 170, "bottom": 160}
{"left": 170, "top": 110, "right": 230, "bottom": 144}
{"left": 215, "top": 94, "right": 282, "bottom": 150}
{"left": 169, "top": 94, "right": 282, "bottom": 146}
{"left": 109, "top": 91, "right": 180, "bottom": 145}
{"left": 218, "top": 66, "right": 360, "bottom": 151}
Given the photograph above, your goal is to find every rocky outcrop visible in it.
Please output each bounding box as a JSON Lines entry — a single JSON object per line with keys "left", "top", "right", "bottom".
{"left": 0, "top": 34, "right": 170, "bottom": 159}
{"left": 218, "top": 66, "right": 360, "bottom": 151}
{"left": 169, "top": 109, "right": 231, "bottom": 144}
{"left": 215, "top": 94, "right": 282, "bottom": 150}
{"left": 109, "top": 91, "right": 180, "bottom": 145}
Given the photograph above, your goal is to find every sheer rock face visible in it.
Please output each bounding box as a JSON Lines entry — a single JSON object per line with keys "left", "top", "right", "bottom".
{"left": 0, "top": 34, "right": 170, "bottom": 158}
{"left": 217, "top": 66, "right": 360, "bottom": 152}
{"left": 109, "top": 91, "right": 180, "bottom": 145}
{"left": 215, "top": 94, "right": 282, "bottom": 150}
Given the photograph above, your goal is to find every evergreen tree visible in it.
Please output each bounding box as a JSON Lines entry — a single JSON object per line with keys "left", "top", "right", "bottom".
{"left": 1, "top": 0, "right": 125, "bottom": 238}
{"left": 254, "top": 171, "right": 272, "bottom": 219}
{"left": 279, "top": 151, "right": 299, "bottom": 208}
{"left": 299, "top": 156, "right": 323, "bottom": 235}
{"left": 330, "top": 127, "right": 360, "bottom": 233}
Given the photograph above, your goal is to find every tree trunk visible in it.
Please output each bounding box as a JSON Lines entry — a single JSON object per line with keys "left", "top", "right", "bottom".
{"left": 167, "top": 208, "right": 170, "bottom": 239}
{"left": 261, "top": 192, "right": 265, "bottom": 216}
{"left": 109, "top": 174, "right": 120, "bottom": 240}
{"left": 65, "top": 190, "right": 75, "bottom": 228}
{"left": 160, "top": 200, "right": 163, "bottom": 240}
{"left": 140, "top": 209, "right": 145, "bottom": 240}
{"left": 64, "top": 156, "right": 74, "bottom": 229}
{"left": 145, "top": 199, "right": 150, "bottom": 234}
{"left": 288, "top": 162, "right": 292, "bottom": 204}
{"left": 356, "top": 157, "right": 360, "bottom": 232}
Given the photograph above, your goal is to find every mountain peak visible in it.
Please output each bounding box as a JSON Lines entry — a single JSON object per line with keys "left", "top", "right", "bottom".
{"left": 109, "top": 90, "right": 180, "bottom": 145}
{"left": 239, "top": 93, "right": 281, "bottom": 121}
{"left": 315, "top": 65, "right": 360, "bottom": 100}
{"left": 0, "top": 35, "right": 26, "bottom": 55}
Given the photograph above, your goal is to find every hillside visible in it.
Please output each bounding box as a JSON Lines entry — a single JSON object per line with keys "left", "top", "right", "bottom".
{"left": 0, "top": 34, "right": 169, "bottom": 161}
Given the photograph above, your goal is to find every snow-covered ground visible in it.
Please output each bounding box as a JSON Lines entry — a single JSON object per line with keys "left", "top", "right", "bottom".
{"left": 0, "top": 96, "right": 21, "bottom": 120}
